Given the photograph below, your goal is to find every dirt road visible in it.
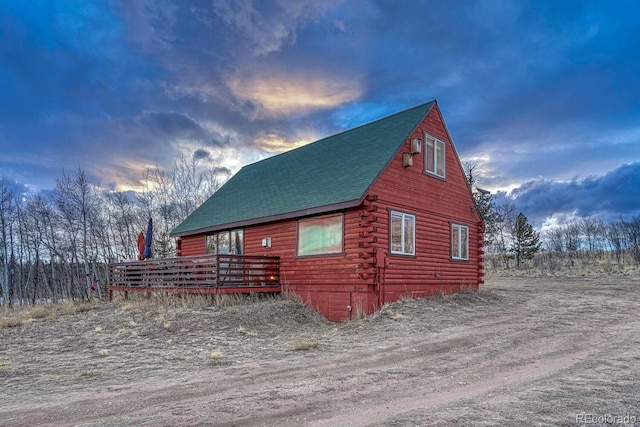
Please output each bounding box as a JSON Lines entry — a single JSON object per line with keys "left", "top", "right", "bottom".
{"left": 1, "top": 276, "right": 639, "bottom": 426}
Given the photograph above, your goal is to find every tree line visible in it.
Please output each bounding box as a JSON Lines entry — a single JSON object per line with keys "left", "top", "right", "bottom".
{"left": 2, "top": 158, "right": 637, "bottom": 304}
{"left": 0, "top": 156, "right": 227, "bottom": 306}
{"left": 465, "top": 162, "right": 640, "bottom": 269}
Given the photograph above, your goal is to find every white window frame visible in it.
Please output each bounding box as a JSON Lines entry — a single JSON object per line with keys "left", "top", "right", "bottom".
{"left": 424, "top": 133, "right": 446, "bottom": 178}
{"left": 451, "top": 223, "right": 469, "bottom": 260}
{"left": 390, "top": 211, "right": 416, "bottom": 256}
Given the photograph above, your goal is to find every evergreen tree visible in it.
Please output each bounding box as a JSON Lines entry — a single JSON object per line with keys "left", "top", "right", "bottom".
{"left": 511, "top": 212, "right": 541, "bottom": 268}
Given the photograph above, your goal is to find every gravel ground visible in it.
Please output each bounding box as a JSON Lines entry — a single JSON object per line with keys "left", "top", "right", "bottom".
{"left": 1, "top": 275, "right": 639, "bottom": 426}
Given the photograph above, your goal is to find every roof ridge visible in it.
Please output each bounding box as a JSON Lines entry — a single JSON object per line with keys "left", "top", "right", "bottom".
{"left": 172, "top": 99, "right": 437, "bottom": 236}
{"left": 245, "top": 99, "right": 436, "bottom": 169}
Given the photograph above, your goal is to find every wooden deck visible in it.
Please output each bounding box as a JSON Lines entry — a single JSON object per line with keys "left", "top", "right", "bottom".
{"left": 107, "top": 254, "right": 280, "bottom": 298}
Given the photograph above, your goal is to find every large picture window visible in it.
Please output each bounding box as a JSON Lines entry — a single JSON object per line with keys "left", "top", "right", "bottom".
{"left": 424, "top": 134, "right": 446, "bottom": 178}
{"left": 451, "top": 224, "right": 469, "bottom": 260}
{"left": 390, "top": 211, "right": 415, "bottom": 256}
{"left": 297, "top": 213, "right": 343, "bottom": 256}
{"left": 206, "top": 229, "right": 244, "bottom": 254}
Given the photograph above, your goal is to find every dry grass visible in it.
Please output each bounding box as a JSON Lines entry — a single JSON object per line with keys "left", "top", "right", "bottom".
{"left": 0, "top": 357, "right": 7, "bottom": 375}
{"left": 0, "top": 316, "right": 23, "bottom": 329}
{"left": 389, "top": 312, "right": 406, "bottom": 321}
{"left": 76, "top": 370, "right": 101, "bottom": 380}
{"left": 293, "top": 339, "right": 320, "bottom": 351}
{"left": 2, "top": 276, "right": 640, "bottom": 426}
{"left": 484, "top": 251, "right": 640, "bottom": 278}
{"left": 0, "top": 300, "right": 97, "bottom": 329}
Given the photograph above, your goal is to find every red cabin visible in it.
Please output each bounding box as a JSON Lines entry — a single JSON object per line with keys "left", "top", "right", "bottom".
{"left": 171, "top": 100, "right": 484, "bottom": 321}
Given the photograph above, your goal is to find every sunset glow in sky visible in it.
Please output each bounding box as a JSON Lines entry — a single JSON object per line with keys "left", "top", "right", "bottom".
{"left": 1, "top": 0, "right": 639, "bottom": 226}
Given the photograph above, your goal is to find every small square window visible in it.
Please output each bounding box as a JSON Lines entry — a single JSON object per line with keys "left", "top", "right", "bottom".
{"left": 297, "top": 213, "right": 343, "bottom": 256}
{"left": 451, "top": 224, "right": 469, "bottom": 260}
{"left": 390, "top": 211, "right": 415, "bottom": 256}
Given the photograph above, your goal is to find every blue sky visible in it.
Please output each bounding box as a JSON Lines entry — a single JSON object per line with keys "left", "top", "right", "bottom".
{"left": 1, "top": 0, "right": 639, "bottom": 228}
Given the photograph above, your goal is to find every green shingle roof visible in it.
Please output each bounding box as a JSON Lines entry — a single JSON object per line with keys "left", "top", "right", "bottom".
{"left": 171, "top": 100, "right": 436, "bottom": 236}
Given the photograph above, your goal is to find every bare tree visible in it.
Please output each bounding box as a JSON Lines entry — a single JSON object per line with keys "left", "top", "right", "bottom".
{"left": 54, "top": 168, "right": 100, "bottom": 299}
{"left": 623, "top": 216, "right": 640, "bottom": 265}
{"left": 581, "top": 216, "right": 606, "bottom": 255}
{"left": 544, "top": 226, "right": 565, "bottom": 253}
{"left": 0, "top": 179, "right": 16, "bottom": 304}
{"left": 104, "top": 191, "right": 139, "bottom": 261}
{"left": 137, "top": 156, "right": 230, "bottom": 259}
{"left": 491, "top": 200, "right": 517, "bottom": 267}
{"left": 605, "top": 219, "right": 627, "bottom": 263}
{"left": 0, "top": 154, "right": 230, "bottom": 304}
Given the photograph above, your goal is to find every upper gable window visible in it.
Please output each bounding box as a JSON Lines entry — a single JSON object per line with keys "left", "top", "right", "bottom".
{"left": 297, "top": 213, "right": 344, "bottom": 256}
{"left": 424, "top": 134, "right": 446, "bottom": 178}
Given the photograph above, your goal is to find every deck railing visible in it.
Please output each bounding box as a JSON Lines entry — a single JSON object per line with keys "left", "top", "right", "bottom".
{"left": 107, "top": 254, "right": 280, "bottom": 294}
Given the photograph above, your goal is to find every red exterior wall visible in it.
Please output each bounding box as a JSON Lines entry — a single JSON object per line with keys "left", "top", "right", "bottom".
{"left": 364, "top": 104, "right": 484, "bottom": 305}
{"left": 179, "top": 235, "right": 205, "bottom": 256}
{"left": 178, "top": 105, "right": 483, "bottom": 321}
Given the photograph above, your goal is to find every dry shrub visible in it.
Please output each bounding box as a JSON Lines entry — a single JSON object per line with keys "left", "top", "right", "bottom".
{"left": 26, "top": 306, "right": 50, "bottom": 320}
{"left": 390, "top": 312, "right": 406, "bottom": 321}
{"left": 73, "top": 302, "right": 95, "bottom": 313}
{"left": 0, "top": 300, "right": 99, "bottom": 329}
{"left": 0, "top": 306, "right": 49, "bottom": 328}
{"left": 125, "top": 293, "right": 212, "bottom": 310}
{"left": 220, "top": 296, "right": 328, "bottom": 333}
{"left": 76, "top": 370, "right": 101, "bottom": 379}
{"left": 293, "top": 339, "right": 319, "bottom": 351}
{"left": 0, "top": 316, "right": 24, "bottom": 329}
{"left": 215, "top": 293, "right": 248, "bottom": 307}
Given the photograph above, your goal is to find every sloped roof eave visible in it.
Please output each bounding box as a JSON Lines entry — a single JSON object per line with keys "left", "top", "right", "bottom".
{"left": 170, "top": 198, "right": 363, "bottom": 237}
{"left": 171, "top": 100, "right": 438, "bottom": 237}
{"left": 358, "top": 101, "right": 436, "bottom": 201}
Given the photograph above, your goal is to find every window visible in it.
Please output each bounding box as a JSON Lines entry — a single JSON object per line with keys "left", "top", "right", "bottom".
{"left": 390, "top": 211, "right": 415, "bottom": 255}
{"left": 451, "top": 224, "right": 469, "bottom": 260}
{"left": 297, "top": 213, "right": 343, "bottom": 256}
{"left": 424, "top": 134, "right": 446, "bottom": 178}
{"left": 206, "top": 229, "right": 243, "bottom": 254}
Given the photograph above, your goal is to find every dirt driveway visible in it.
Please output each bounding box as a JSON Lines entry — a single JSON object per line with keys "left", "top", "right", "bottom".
{"left": 1, "top": 276, "right": 639, "bottom": 426}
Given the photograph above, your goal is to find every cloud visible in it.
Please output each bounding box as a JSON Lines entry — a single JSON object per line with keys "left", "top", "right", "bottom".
{"left": 226, "top": 71, "right": 362, "bottom": 119}
{"left": 212, "top": 0, "right": 342, "bottom": 56}
{"left": 500, "top": 162, "right": 640, "bottom": 226}
{"left": 193, "top": 149, "right": 211, "bottom": 161}
{"left": 0, "top": 177, "right": 30, "bottom": 197}
{"left": 1, "top": 0, "right": 638, "bottom": 232}
{"left": 138, "top": 111, "right": 207, "bottom": 139}
{"left": 210, "top": 166, "right": 233, "bottom": 177}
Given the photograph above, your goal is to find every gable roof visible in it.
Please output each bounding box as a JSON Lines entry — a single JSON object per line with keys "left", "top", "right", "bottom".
{"left": 171, "top": 100, "right": 436, "bottom": 237}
